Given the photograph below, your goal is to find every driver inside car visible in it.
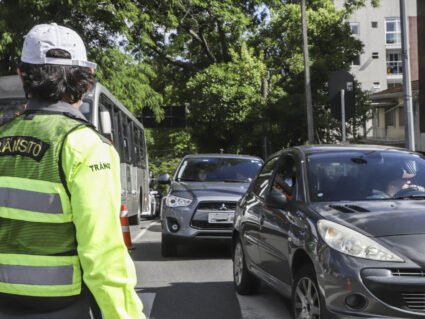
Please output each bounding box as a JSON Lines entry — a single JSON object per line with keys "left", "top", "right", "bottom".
{"left": 371, "top": 165, "right": 425, "bottom": 198}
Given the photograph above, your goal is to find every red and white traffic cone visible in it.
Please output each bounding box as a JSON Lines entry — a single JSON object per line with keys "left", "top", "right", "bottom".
{"left": 120, "top": 204, "right": 134, "bottom": 250}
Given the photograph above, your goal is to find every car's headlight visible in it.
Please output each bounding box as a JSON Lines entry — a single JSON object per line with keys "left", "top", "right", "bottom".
{"left": 165, "top": 195, "right": 192, "bottom": 207}
{"left": 317, "top": 219, "right": 404, "bottom": 262}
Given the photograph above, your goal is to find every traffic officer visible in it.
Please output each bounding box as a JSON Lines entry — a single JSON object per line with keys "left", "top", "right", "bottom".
{"left": 0, "top": 23, "right": 144, "bottom": 318}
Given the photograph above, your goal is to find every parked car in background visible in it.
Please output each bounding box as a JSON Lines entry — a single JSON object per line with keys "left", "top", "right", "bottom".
{"left": 233, "top": 144, "right": 425, "bottom": 319}
{"left": 158, "top": 154, "right": 263, "bottom": 257}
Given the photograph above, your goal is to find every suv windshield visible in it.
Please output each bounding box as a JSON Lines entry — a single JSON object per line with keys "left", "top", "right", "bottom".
{"left": 307, "top": 150, "right": 425, "bottom": 201}
{"left": 0, "top": 99, "right": 27, "bottom": 125}
{"left": 176, "top": 157, "right": 263, "bottom": 182}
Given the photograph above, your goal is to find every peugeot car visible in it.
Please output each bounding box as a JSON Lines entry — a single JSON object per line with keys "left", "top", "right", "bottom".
{"left": 159, "top": 154, "right": 263, "bottom": 257}
{"left": 233, "top": 144, "right": 425, "bottom": 319}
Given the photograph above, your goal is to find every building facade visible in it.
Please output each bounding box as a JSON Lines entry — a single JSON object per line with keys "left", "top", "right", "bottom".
{"left": 335, "top": 0, "right": 417, "bottom": 92}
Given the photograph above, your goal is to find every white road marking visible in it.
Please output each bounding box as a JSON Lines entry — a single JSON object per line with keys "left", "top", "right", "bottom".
{"left": 132, "top": 221, "right": 159, "bottom": 242}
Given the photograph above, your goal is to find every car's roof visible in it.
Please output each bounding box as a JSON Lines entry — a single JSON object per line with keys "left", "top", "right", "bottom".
{"left": 301, "top": 144, "right": 407, "bottom": 153}
{"left": 273, "top": 144, "right": 410, "bottom": 156}
{"left": 182, "top": 153, "right": 263, "bottom": 161}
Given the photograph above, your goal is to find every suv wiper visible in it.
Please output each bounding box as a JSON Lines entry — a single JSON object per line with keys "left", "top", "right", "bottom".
{"left": 223, "top": 179, "right": 249, "bottom": 183}
{"left": 393, "top": 195, "right": 425, "bottom": 200}
{"left": 178, "top": 178, "right": 199, "bottom": 182}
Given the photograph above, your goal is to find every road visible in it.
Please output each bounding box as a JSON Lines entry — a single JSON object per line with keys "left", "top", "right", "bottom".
{"left": 129, "top": 219, "right": 293, "bottom": 319}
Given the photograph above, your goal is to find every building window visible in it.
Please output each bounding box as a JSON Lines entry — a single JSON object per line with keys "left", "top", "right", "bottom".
{"left": 387, "top": 82, "right": 402, "bottom": 89}
{"left": 372, "top": 52, "right": 379, "bottom": 59}
{"left": 352, "top": 55, "right": 360, "bottom": 66}
{"left": 373, "top": 82, "right": 381, "bottom": 90}
{"left": 387, "top": 52, "right": 403, "bottom": 74}
{"left": 350, "top": 23, "right": 360, "bottom": 37}
{"left": 385, "top": 108, "right": 395, "bottom": 126}
{"left": 398, "top": 107, "right": 404, "bottom": 127}
{"left": 371, "top": 21, "right": 378, "bottom": 28}
{"left": 386, "top": 17, "right": 401, "bottom": 44}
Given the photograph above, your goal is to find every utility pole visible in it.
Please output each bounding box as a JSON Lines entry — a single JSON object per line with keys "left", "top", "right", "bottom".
{"left": 262, "top": 77, "right": 268, "bottom": 159}
{"left": 400, "top": 0, "right": 415, "bottom": 150}
{"left": 301, "top": 0, "right": 314, "bottom": 144}
{"left": 417, "top": 0, "right": 425, "bottom": 149}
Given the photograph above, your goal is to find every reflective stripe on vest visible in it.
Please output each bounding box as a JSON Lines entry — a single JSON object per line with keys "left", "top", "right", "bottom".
{"left": 0, "top": 264, "right": 72, "bottom": 285}
{"left": 0, "top": 177, "right": 72, "bottom": 223}
{"left": 0, "top": 254, "right": 81, "bottom": 297}
{"left": 0, "top": 187, "right": 62, "bottom": 214}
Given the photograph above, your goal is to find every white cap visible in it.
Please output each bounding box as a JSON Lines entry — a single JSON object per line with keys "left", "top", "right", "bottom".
{"left": 21, "top": 23, "right": 96, "bottom": 69}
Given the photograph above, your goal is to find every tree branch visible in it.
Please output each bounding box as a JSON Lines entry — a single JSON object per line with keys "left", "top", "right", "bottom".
{"left": 151, "top": 45, "right": 197, "bottom": 72}
{"left": 218, "top": 23, "right": 230, "bottom": 62}
{"left": 199, "top": 28, "right": 216, "bottom": 63}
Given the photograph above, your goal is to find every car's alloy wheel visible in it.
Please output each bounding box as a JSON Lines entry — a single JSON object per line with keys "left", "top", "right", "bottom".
{"left": 293, "top": 266, "right": 322, "bottom": 319}
{"left": 233, "top": 239, "right": 260, "bottom": 295}
{"left": 161, "top": 233, "right": 177, "bottom": 257}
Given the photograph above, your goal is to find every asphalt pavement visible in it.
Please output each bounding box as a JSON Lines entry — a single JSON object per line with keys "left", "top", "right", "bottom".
{"left": 130, "top": 219, "right": 292, "bottom": 319}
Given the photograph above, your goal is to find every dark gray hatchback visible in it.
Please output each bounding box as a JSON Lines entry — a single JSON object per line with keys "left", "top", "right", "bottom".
{"left": 233, "top": 144, "right": 425, "bottom": 319}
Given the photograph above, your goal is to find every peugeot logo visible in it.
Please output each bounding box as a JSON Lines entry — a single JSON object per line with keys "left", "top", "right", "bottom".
{"left": 219, "top": 203, "right": 228, "bottom": 211}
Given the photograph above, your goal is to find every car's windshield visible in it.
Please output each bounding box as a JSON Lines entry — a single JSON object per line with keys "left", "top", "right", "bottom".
{"left": 0, "top": 99, "right": 27, "bottom": 125}
{"left": 176, "top": 157, "right": 263, "bottom": 182}
{"left": 307, "top": 150, "right": 425, "bottom": 202}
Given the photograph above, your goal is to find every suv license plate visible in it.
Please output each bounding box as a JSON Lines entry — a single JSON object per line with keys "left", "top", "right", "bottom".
{"left": 208, "top": 212, "right": 234, "bottom": 224}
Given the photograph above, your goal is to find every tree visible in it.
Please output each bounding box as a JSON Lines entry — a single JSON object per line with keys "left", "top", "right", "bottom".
{"left": 249, "top": 0, "right": 367, "bottom": 148}
{"left": 186, "top": 44, "right": 267, "bottom": 153}
{"left": 0, "top": 0, "right": 163, "bottom": 118}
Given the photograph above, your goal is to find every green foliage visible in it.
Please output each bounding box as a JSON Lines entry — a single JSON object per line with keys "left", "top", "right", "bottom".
{"left": 146, "top": 127, "right": 196, "bottom": 178}
{"left": 187, "top": 44, "right": 267, "bottom": 153}
{"left": 0, "top": 0, "right": 379, "bottom": 161}
{"left": 93, "top": 48, "right": 163, "bottom": 119}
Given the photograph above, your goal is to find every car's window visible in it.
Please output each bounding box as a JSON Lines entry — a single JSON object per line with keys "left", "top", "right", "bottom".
{"left": 176, "top": 157, "right": 263, "bottom": 182}
{"left": 271, "top": 157, "right": 298, "bottom": 200}
{"left": 253, "top": 157, "right": 279, "bottom": 198}
{"left": 307, "top": 150, "right": 425, "bottom": 201}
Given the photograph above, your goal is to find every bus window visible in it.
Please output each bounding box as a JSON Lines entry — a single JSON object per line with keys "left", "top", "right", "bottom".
{"left": 125, "top": 118, "right": 133, "bottom": 164}
{"left": 80, "top": 100, "right": 92, "bottom": 122}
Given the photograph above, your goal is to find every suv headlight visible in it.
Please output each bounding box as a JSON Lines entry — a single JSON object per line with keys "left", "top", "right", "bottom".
{"left": 317, "top": 219, "right": 404, "bottom": 262}
{"left": 165, "top": 195, "right": 192, "bottom": 208}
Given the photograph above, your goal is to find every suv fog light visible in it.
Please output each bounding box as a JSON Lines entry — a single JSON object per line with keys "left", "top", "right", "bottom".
{"left": 167, "top": 217, "right": 180, "bottom": 233}
{"left": 345, "top": 293, "right": 367, "bottom": 310}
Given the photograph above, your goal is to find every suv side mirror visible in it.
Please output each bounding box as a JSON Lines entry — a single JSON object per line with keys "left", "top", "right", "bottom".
{"left": 100, "top": 105, "right": 112, "bottom": 136}
{"left": 158, "top": 173, "right": 171, "bottom": 184}
{"left": 265, "top": 192, "right": 288, "bottom": 209}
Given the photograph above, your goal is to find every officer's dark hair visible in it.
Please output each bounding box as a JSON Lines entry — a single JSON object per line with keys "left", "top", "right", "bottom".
{"left": 19, "top": 49, "right": 94, "bottom": 104}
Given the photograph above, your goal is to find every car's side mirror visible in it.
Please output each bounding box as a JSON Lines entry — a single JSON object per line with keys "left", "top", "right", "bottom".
{"left": 100, "top": 106, "right": 112, "bottom": 136}
{"left": 158, "top": 173, "right": 171, "bottom": 184}
{"left": 265, "top": 192, "right": 288, "bottom": 208}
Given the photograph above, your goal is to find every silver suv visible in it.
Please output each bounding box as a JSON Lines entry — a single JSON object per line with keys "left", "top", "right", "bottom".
{"left": 158, "top": 154, "right": 263, "bottom": 257}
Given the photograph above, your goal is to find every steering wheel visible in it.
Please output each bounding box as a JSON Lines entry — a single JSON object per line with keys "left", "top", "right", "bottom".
{"left": 393, "top": 186, "right": 425, "bottom": 198}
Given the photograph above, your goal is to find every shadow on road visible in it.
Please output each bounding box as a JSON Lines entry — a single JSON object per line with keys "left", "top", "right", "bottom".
{"left": 131, "top": 240, "right": 232, "bottom": 262}
{"left": 138, "top": 281, "right": 242, "bottom": 319}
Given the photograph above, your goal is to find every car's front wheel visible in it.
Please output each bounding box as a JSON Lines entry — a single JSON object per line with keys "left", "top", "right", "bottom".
{"left": 233, "top": 239, "right": 260, "bottom": 295}
{"left": 161, "top": 233, "right": 177, "bottom": 257}
{"left": 292, "top": 265, "right": 323, "bottom": 319}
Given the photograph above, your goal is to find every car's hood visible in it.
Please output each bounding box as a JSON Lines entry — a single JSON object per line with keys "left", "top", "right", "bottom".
{"left": 378, "top": 234, "right": 425, "bottom": 268}
{"left": 169, "top": 181, "right": 249, "bottom": 199}
{"left": 312, "top": 200, "right": 425, "bottom": 237}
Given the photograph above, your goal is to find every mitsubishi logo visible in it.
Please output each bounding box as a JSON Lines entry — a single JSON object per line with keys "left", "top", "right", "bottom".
{"left": 219, "top": 203, "right": 228, "bottom": 211}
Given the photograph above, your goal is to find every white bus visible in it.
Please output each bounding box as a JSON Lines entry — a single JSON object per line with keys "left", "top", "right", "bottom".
{"left": 0, "top": 75, "right": 149, "bottom": 225}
